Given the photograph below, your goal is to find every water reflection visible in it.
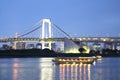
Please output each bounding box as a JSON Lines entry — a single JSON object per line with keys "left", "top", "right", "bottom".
{"left": 59, "top": 64, "right": 91, "bottom": 80}
{"left": 12, "top": 58, "right": 43, "bottom": 80}
{"left": 13, "top": 59, "right": 18, "bottom": 80}
{"left": 39, "top": 58, "right": 55, "bottom": 80}
{"left": 11, "top": 58, "right": 92, "bottom": 80}
{"left": 1, "top": 58, "right": 120, "bottom": 80}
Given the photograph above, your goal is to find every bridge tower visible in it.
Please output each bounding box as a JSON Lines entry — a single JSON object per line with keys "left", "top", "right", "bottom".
{"left": 41, "top": 19, "right": 52, "bottom": 49}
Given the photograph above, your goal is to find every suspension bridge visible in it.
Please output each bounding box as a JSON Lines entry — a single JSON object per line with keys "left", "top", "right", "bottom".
{"left": 0, "top": 18, "right": 120, "bottom": 53}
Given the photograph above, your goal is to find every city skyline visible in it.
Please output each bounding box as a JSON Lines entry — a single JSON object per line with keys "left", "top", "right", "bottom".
{"left": 0, "top": 0, "right": 120, "bottom": 38}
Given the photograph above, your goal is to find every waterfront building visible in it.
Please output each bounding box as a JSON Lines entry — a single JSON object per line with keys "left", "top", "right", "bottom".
{"left": 15, "top": 42, "right": 26, "bottom": 49}
{"left": 36, "top": 43, "right": 42, "bottom": 49}
{"left": 2, "top": 44, "right": 10, "bottom": 50}
{"left": 26, "top": 44, "right": 35, "bottom": 49}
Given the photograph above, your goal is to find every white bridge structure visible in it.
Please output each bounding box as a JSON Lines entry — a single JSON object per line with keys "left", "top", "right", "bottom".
{"left": 41, "top": 19, "right": 52, "bottom": 49}
{"left": 0, "top": 18, "right": 120, "bottom": 53}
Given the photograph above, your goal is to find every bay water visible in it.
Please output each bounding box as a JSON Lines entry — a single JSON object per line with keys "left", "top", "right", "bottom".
{"left": 0, "top": 57, "right": 120, "bottom": 80}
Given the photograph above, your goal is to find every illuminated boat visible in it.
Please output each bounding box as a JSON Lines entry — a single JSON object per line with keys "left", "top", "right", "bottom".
{"left": 53, "top": 57, "right": 96, "bottom": 64}
{"left": 96, "top": 55, "right": 102, "bottom": 60}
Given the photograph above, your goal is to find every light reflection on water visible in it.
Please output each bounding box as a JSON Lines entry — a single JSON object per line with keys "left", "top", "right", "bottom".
{"left": 59, "top": 64, "right": 91, "bottom": 80}
{"left": 0, "top": 58, "right": 120, "bottom": 80}
{"left": 39, "top": 58, "right": 55, "bottom": 80}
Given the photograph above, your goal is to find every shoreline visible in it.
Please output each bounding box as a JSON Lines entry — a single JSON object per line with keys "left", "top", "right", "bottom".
{"left": 0, "top": 49, "right": 120, "bottom": 58}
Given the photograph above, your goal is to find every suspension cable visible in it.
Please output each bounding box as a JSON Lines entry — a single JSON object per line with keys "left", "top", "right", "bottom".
{"left": 52, "top": 23, "right": 71, "bottom": 38}
{"left": 19, "top": 25, "right": 41, "bottom": 37}
{"left": 17, "top": 19, "right": 71, "bottom": 38}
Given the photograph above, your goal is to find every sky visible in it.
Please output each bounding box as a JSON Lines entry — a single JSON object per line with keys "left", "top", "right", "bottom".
{"left": 0, "top": 0, "right": 120, "bottom": 38}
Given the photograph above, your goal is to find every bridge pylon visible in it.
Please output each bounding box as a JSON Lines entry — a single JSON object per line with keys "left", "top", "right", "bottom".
{"left": 41, "top": 18, "right": 52, "bottom": 50}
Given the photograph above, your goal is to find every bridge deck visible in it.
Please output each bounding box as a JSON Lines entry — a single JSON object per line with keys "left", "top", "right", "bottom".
{"left": 0, "top": 37, "right": 120, "bottom": 43}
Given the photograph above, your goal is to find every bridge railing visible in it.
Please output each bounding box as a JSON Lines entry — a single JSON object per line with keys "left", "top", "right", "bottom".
{"left": 0, "top": 37, "right": 120, "bottom": 43}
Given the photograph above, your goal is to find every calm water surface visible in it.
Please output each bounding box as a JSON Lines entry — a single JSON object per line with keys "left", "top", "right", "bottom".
{"left": 0, "top": 57, "right": 120, "bottom": 80}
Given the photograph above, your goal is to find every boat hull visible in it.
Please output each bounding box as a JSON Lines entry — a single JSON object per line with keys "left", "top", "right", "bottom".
{"left": 53, "top": 57, "right": 96, "bottom": 64}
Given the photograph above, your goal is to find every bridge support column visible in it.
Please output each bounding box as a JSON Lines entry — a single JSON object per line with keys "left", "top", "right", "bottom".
{"left": 41, "top": 19, "right": 52, "bottom": 50}
{"left": 12, "top": 42, "right": 17, "bottom": 50}
{"left": 41, "top": 41, "right": 45, "bottom": 49}
{"left": 41, "top": 41, "right": 52, "bottom": 50}
{"left": 112, "top": 43, "right": 116, "bottom": 50}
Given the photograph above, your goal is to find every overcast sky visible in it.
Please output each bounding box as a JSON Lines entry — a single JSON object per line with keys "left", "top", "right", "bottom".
{"left": 0, "top": 0, "right": 120, "bottom": 38}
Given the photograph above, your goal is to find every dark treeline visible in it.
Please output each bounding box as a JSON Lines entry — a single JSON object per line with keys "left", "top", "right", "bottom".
{"left": 0, "top": 48, "right": 120, "bottom": 58}
{"left": 89, "top": 48, "right": 120, "bottom": 57}
{"left": 102, "top": 48, "right": 120, "bottom": 57}
{"left": 0, "top": 48, "right": 94, "bottom": 58}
